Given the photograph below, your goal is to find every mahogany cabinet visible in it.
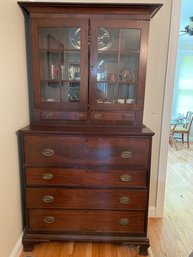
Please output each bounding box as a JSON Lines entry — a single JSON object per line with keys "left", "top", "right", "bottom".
{"left": 17, "top": 2, "right": 161, "bottom": 255}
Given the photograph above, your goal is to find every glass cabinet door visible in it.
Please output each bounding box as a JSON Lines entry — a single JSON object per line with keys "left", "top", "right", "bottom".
{"left": 31, "top": 19, "right": 88, "bottom": 111}
{"left": 89, "top": 20, "right": 148, "bottom": 111}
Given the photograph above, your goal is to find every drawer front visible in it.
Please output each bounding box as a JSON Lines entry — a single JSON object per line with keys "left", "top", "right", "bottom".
{"left": 91, "top": 111, "right": 135, "bottom": 122}
{"left": 29, "top": 209, "right": 145, "bottom": 233}
{"left": 40, "top": 111, "right": 87, "bottom": 121}
{"left": 23, "top": 136, "right": 86, "bottom": 166}
{"left": 86, "top": 137, "right": 149, "bottom": 167}
{"left": 23, "top": 136, "right": 149, "bottom": 167}
{"left": 26, "top": 168, "right": 147, "bottom": 188}
{"left": 26, "top": 188, "right": 147, "bottom": 210}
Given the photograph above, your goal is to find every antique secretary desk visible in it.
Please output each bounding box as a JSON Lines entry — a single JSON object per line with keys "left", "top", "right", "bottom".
{"left": 17, "top": 2, "right": 162, "bottom": 255}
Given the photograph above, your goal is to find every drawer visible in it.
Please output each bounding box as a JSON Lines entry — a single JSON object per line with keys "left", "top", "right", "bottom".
{"left": 40, "top": 111, "right": 87, "bottom": 121}
{"left": 29, "top": 209, "right": 145, "bottom": 233}
{"left": 26, "top": 168, "right": 147, "bottom": 188}
{"left": 26, "top": 188, "right": 147, "bottom": 210}
{"left": 23, "top": 136, "right": 149, "bottom": 168}
{"left": 91, "top": 111, "right": 135, "bottom": 122}
{"left": 86, "top": 137, "right": 149, "bottom": 167}
{"left": 23, "top": 136, "right": 86, "bottom": 166}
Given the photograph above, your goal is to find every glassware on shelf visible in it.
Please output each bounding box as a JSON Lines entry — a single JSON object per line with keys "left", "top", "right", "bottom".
{"left": 68, "top": 82, "right": 80, "bottom": 102}
{"left": 50, "top": 64, "right": 59, "bottom": 80}
{"left": 68, "top": 65, "right": 80, "bottom": 80}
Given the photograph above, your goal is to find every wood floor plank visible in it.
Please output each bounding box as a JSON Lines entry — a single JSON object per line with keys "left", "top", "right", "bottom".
{"left": 20, "top": 242, "right": 145, "bottom": 257}
{"left": 148, "top": 143, "right": 193, "bottom": 257}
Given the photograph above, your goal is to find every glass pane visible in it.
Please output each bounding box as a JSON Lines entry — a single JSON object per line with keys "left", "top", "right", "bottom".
{"left": 97, "top": 82, "right": 116, "bottom": 104}
{"left": 120, "top": 29, "right": 141, "bottom": 51}
{"left": 57, "top": 27, "right": 82, "bottom": 50}
{"left": 96, "top": 27, "right": 140, "bottom": 105}
{"left": 97, "top": 28, "right": 118, "bottom": 51}
{"left": 39, "top": 27, "right": 82, "bottom": 50}
{"left": 61, "top": 52, "right": 80, "bottom": 80}
{"left": 40, "top": 51, "right": 60, "bottom": 80}
{"left": 65, "top": 82, "right": 80, "bottom": 102}
{"left": 119, "top": 54, "right": 139, "bottom": 83}
{"left": 97, "top": 53, "right": 118, "bottom": 82}
{"left": 41, "top": 82, "right": 60, "bottom": 102}
{"left": 96, "top": 83, "right": 136, "bottom": 104}
{"left": 38, "top": 26, "right": 81, "bottom": 103}
{"left": 39, "top": 28, "right": 60, "bottom": 49}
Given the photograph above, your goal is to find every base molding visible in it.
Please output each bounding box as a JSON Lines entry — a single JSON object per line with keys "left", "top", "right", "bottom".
{"left": 148, "top": 206, "right": 156, "bottom": 218}
{"left": 148, "top": 247, "right": 154, "bottom": 257}
{"left": 9, "top": 233, "right": 23, "bottom": 257}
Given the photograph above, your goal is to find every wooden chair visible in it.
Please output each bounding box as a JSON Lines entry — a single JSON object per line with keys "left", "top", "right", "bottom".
{"left": 172, "top": 111, "right": 193, "bottom": 148}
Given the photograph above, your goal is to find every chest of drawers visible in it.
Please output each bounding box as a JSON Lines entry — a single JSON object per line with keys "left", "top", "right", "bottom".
{"left": 18, "top": 125, "right": 153, "bottom": 255}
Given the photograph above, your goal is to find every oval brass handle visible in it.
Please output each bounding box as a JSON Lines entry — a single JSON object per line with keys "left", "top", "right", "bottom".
{"left": 120, "top": 151, "right": 132, "bottom": 159}
{"left": 75, "top": 113, "right": 85, "bottom": 119}
{"left": 42, "top": 173, "right": 54, "bottom": 180}
{"left": 122, "top": 114, "right": 132, "bottom": 120}
{"left": 41, "top": 148, "right": 55, "bottom": 157}
{"left": 120, "top": 174, "right": 131, "bottom": 182}
{"left": 46, "top": 113, "right": 54, "bottom": 119}
{"left": 119, "top": 196, "right": 130, "bottom": 204}
{"left": 42, "top": 195, "right": 54, "bottom": 203}
{"left": 43, "top": 216, "right": 55, "bottom": 224}
{"left": 119, "top": 218, "right": 129, "bottom": 225}
{"left": 94, "top": 114, "right": 103, "bottom": 120}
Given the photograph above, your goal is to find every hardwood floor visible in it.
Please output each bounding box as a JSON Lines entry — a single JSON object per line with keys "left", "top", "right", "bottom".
{"left": 149, "top": 142, "right": 193, "bottom": 257}
{"left": 19, "top": 143, "right": 193, "bottom": 257}
{"left": 20, "top": 242, "right": 145, "bottom": 257}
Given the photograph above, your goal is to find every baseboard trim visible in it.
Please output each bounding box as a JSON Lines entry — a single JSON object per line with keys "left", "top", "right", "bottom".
{"left": 9, "top": 233, "right": 23, "bottom": 257}
{"left": 148, "top": 247, "right": 154, "bottom": 257}
{"left": 148, "top": 206, "right": 156, "bottom": 217}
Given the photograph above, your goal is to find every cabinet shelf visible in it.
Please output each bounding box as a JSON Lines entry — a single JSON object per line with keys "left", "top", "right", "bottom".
{"left": 40, "top": 80, "right": 80, "bottom": 83}
{"left": 39, "top": 48, "right": 81, "bottom": 52}
{"left": 96, "top": 80, "right": 137, "bottom": 84}
{"left": 98, "top": 50, "right": 140, "bottom": 55}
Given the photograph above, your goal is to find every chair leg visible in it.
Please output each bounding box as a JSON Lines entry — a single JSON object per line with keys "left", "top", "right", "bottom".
{"left": 187, "top": 133, "right": 189, "bottom": 148}
{"left": 170, "top": 133, "right": 178, "bottom": 150}
{"left": 182, "top": 133, "right": 184, "bottom": 143}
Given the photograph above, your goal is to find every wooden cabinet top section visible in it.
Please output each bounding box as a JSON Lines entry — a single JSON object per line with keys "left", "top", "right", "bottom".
{"left": 18, "top": 2, "right": 162, "bottom": 19}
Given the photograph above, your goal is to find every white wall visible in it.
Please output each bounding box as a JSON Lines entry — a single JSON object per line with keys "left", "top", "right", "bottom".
{"left": 0, "top": 0, "right": 171, "bottom": 256}
{"left": 0, "top": 1, "right": 29, "bottom": 256}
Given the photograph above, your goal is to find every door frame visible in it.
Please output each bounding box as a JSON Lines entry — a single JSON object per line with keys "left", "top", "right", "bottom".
{"left": 155, "top": 0, "right": 181, "bottom": 217}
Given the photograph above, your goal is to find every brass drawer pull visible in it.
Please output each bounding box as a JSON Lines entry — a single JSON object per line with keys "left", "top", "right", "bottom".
{"left": 119, "top": 196, "right": 130, "bottom": 204}
{"left": 120, "top": 174, "right": 131, "bottom": 182}
{"left": 42, "top": 148, "right": 55, "bottom": 157}
{"left": 122, "top": 113, "right": 132, "bottom": 119}
{"left": 119, "top": 218, "right": 129, "bottom": 225}
{"left": 46, "top": 113, "right": 54, "bottom": 119}
{"left": 94, "top": 113, "right": 103, "bottom": 120}
{"left": 120, "top": 151, "right": 132, "bottom": 159}
{"left": 75, "top": 113, "right": 85, "bottom": 119}
{"left": 42, "top": 195, "right": 54, "bottom": 203}
{"left": 43, "top": 216, "right": 55, "bottom": 224}
{"left": 42, "top": 173, "right": 54, "bottom": 180}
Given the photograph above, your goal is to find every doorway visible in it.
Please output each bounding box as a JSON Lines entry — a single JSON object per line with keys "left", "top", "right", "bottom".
{"left": 156, "top": 0, "right": 193, "bottom": 217}
{"left": 155, "top": 0, "right": 181, "bottom": 217}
